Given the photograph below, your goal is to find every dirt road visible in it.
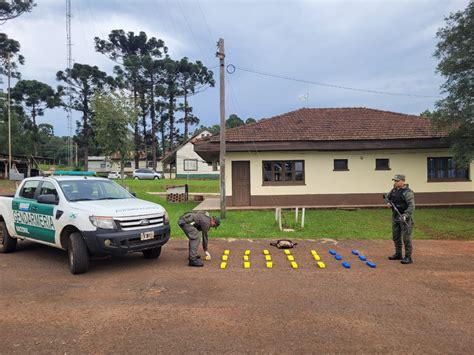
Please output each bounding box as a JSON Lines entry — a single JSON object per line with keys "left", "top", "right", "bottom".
{"left": 1, "top": 239, "right": 473, "bottom": 354}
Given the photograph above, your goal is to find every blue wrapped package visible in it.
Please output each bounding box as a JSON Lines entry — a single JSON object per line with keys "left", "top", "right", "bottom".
{"left": 366, "top": 261, "right": 377, "bottom": 268}
{"left": 342, "top": 261, "right": 351, "bottom": 268}
{"left": 359, "top": 255, "right": 367, "bottom": 261}
{"left": 335, "top": 255, "right": 342, "bottom": 260}
{"left": 329, "top": 249, "right": 337, "bottom": 255}
{"left": 352, "top": 250, "right": 359, "bottom": 255}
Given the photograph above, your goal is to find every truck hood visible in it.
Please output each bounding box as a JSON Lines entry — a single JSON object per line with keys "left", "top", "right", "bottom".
{"left": 70, "top": 198, "right": 166, "bottom": 217}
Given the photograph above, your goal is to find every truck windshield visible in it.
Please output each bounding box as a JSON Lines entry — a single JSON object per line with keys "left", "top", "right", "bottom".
{"left": 59, "top": 180, "right": 133, "bottom": 202}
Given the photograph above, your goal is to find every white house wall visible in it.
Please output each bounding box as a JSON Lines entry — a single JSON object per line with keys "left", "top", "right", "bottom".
{"left": 226, "top": 149, "right": 474, "bottom": 196}
{"left": 176, "top": 142, "right": 219, "bottom": 178}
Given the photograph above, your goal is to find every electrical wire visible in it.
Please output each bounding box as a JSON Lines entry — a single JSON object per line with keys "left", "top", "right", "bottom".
{"left": 228, "top": 64, "right": 440, "bottom": 99}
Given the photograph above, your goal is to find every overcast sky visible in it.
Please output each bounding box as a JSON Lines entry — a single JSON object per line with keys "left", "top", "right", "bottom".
{"left": 2, "top": 0, "right": 469, "bottom": 137}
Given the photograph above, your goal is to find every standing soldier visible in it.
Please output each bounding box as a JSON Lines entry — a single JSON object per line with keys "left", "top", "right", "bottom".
{"left": 178, "top": 211, "right": 220, "bottom": 267}
{"left": 385, "top": 174, "right": 415, "bottom": 264}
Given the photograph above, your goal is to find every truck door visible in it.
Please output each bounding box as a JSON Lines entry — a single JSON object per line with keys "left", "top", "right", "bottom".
{"left": 12, "top": 180, "right": 58, "bottom": 245}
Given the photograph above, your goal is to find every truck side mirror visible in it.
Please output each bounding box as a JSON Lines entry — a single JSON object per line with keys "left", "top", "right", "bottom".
{"left": 130, "top": 192, "right": 136, "bottom": 197}
{"left": 37, "top": 194, "right": 58, "bottom": 205}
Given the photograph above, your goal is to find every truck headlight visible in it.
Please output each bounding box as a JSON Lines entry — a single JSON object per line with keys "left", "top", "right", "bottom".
{"left": 89, "top": 216, "right": 117, "bottom": 229}
{"left": 164, "top": 211, "right": 169, "bottom": 225}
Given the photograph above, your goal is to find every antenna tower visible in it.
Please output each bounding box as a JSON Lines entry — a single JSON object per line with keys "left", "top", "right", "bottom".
{"left": 66, "top": 0, "right": 73, "bottom": 166}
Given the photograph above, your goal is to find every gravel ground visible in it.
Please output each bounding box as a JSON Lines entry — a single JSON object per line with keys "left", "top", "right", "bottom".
{"left": 1, "top": 239, "right": 473, "bottom": 354}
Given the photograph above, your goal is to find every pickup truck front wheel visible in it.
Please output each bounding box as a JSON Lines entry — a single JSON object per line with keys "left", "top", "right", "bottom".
{"left": 143, "top": 247, "right": 161, "bottom": 259}
{"left": 68, "top": 232, "right": 89, "bottom": 274}
{"left": 0, "top": 221, "right": 17, "bottom": 253}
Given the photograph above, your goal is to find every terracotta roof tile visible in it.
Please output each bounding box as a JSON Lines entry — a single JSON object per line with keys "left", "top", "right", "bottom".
{"left": 209, "top": 108, "right": 448, "bottom": 142}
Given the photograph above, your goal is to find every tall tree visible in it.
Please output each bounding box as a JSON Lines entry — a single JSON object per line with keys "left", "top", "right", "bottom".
{"left": 142, "top": 57, "right": 165, "bottom": 169}
{"left": 432, "top": 1, "right": 474, "bottom": 168}
{"left": 176, "top": 58, "right": 215, "bottom": 140}
{"left": 57, "top": 63, "right": 115, "bottom": 170}
{"left": 92, "top": 91, "right": 136, "bottom": 180}
{"left": 161, "top": 57, "right": 179, "bottom": 151}
{"left": 95, "top": 30, "right": 167, "bottom": 168}
{"left": 0, "top": 91, "right": 33, "bottom": 155}
{"left": 0, "top": 0, "right": 35, "bottom": 22}
{"left": 0, "top": 33, "right": 24, "bottom": 79}
{"left": 11, "top": 80, "right": 60, "bottom": 156}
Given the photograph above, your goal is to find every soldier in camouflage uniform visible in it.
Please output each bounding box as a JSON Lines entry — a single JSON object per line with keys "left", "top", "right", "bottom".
{"left": 178, "top": 211, "right": 220, "bottom": 267}
{"left": 385, "top": 174, "right": 415, "bottom": 264}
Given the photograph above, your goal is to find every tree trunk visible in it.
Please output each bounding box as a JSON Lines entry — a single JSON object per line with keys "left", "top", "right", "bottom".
{"left": 140, "top": 90, "right": 147, "bottom": 168}
{"left": 150, "top": 73, "right": 157, "bottom": 171}
{"left": 184, "top": 85, "right": 189, "bottom": 141}
{"left": 168, "top": 91, "right": 175, "bottom": 150}
{"left": 133, "top": 88, "right": 139, "bottom": 169}
{"left": 32, "top": 105, "right": 38, "bottom": 157}
{"left": 159, "top": 107, "right": 166, "bottom": 157}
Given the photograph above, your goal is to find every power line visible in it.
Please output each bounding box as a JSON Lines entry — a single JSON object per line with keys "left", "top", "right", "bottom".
{"left": 228, "top": 64, "right": 440, "bottom": 99}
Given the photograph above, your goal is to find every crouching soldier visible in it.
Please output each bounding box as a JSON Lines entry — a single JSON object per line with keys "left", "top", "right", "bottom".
{"left": 178, "top": 211, "right": 220, "bottom": 267}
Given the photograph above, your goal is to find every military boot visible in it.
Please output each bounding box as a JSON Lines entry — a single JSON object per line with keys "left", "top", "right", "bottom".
{"left": 388, "top": 254, "right": 403, "bottom": 260}
{"left": 401, "top": 256, "right": 413, "bottom": 264}
{"left": 188, "top": 258, "right": 204, "bottom": 267}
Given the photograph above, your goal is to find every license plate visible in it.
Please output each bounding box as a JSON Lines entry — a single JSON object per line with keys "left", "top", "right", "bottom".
{"left": 140, "top": 231, "right": 155, "bottom": 241}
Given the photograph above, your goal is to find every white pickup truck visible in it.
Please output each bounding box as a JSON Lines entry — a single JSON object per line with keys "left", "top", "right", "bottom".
{"left": 0, "top": 176, "right": 170, "bottom": 274}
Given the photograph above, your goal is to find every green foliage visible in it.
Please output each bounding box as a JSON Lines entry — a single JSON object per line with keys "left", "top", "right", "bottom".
{"left": 226, "top": 114, "right": 244, "bottom": 128}
{"left": 56, "top": 63, "right": 116, "bottom": 168}
{"left": 0, "top": 0, "right": 35, "bottom": 22}
{"left": 92, "top": 91, "right": 136, "bottom": 176}
{"left": 95, "top": 30, "right": 168, "bottom": 166}
{"left": 245, "top": 117, "right": 257, "bottom": 124}
{"left": 432, "top": 2, "right": 474, "bottom": 168}
{"left": 175, "top": 57, "right": 215, "bottom": 140}
{"left": 0, "top": 33, "right": 24, "bottom": 79}
{"left": 10, "top": 80, "right": 60, "bottom": 155}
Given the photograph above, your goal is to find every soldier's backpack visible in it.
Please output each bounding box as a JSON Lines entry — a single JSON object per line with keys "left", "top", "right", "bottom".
{"left": 270, "top": 239, "right": 298, "bottom": 249}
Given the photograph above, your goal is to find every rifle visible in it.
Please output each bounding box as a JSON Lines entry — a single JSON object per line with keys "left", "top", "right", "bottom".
{"left": 383, "top": 194, "right": 409, "bottom": 227}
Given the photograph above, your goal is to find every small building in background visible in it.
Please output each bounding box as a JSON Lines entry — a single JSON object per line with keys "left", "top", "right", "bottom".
{"left": 88, "top": 152, "right": 163, "bottom": 175}
{"left": 162, "top": 130, "right": 219, "bottom": 179}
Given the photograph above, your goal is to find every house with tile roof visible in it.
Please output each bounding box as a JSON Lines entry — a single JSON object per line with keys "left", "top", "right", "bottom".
{"left": 194, "top": 108, "right": 473, "bottom": 207}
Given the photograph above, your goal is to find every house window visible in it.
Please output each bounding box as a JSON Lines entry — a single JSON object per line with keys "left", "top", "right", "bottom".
{"left": 376, "top": 159, "right": 390, "bottom": 170}
{"left": 184, "top": 159, "right": 198, "bottom": 171}
{"left": 100, "top": 163, "right": 106, "bottom": 169}
{"left": 427, "top": 157, "right": 469, "bottom": 181}
{"left": 334, "top": 159, "right": 349, "bottom": 171}
{"left": 262, "top": 160, "right": 304, "bottom": 185}
{"left": 124, "top": 161, "right": 132, "bottom": 168}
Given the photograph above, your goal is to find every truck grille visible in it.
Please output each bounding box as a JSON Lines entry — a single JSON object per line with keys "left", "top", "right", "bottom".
{"left": 114, "top": 213, "right": 165, "bottom": 231}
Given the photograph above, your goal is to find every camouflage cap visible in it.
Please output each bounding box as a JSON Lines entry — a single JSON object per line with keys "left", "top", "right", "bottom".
{"left": 392, "top": 174, "right": 406, "bottom": 181}
{"left": 212, "top": 216, "right": 221, "bottom": 228}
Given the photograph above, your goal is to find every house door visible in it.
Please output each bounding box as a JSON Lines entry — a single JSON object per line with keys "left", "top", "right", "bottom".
{"left": 232, "top": 161, "right": 250, "bottom": 206}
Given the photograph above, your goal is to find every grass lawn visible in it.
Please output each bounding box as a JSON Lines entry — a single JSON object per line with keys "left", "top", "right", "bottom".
{"left": 140, "top": 192, "right": 474, "bottom": 240}
{"left": 1, "top": 179, "right": 472, "bottom": 240}
{"left": 118, "top": 178, "right": 219, "bottom": 194}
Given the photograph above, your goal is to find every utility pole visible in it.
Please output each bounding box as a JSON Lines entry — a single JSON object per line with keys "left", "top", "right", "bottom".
{"left": 216, "top": 38, "right": 226, "bottom": 219}
{"left": 7, "top": 51, "right": 12, "bottom": 179}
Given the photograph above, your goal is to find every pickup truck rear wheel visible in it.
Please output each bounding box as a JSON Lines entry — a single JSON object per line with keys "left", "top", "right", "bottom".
{"left": 0, "top": 221, "right": 17, "bottom": 253}
{"left": 68, "top": 232, "right": 89, "bottom": 274}
{"left": 143, "top": 247, "right": 161, "bottom": 259}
